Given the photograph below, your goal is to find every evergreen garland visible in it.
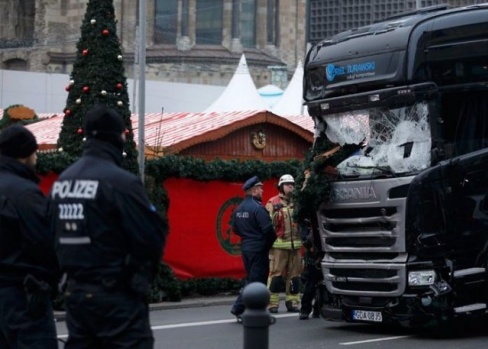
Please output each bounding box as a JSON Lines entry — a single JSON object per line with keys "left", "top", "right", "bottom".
{"left": 293, "top": 136, "right": 362, "bottom": 225}
{"left": 145, "top": 155, "right": 302, "bottom": 182}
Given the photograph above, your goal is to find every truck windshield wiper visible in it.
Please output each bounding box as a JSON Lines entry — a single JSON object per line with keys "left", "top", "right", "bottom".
{"left": 349, "top": 165, "right": 397, "bottom": 177}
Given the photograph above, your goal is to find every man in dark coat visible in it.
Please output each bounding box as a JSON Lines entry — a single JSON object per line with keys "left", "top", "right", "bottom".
{"left": 48, "top": 105, "right": 168, "bottom": 349}
{"left": 298, "top": 222, "right": 323, "bottom": 320}
{"left": 230, "top": 176, "right": 276, "bottom": 321}
{"left": 0, "top": 124, "right": 59, "bottom": 348}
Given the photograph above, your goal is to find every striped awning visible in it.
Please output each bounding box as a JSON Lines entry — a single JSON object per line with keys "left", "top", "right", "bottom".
{"left": 26, "top": 110, "right": 315, "bottom": 153}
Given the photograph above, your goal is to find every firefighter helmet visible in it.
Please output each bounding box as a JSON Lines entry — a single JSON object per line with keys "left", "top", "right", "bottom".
{"left": 278, "top": 174, "right": 295, "bottom": 186}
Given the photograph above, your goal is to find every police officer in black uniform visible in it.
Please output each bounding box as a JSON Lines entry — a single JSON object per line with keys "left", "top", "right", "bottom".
{"left": 230, "top": 176, "right": 276, "bottom": 321}
{"left": 298, "top": 222, "right": 323, "bottom": 320}
{"left": 0, "top": 124, "right": 58, "bottom": 348}
{"left": 48, "top": 105, "right": 168, "bottom": 349}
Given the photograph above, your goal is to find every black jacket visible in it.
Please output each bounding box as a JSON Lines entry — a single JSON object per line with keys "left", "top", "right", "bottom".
{"left": 48, "top": 140, "right": 168, "bottom": 283}
{"left": 0, "top": 156, "right": 58, "bottom": 287}
{"left": 232, "top": 195, "right": 276, "bottom": 252}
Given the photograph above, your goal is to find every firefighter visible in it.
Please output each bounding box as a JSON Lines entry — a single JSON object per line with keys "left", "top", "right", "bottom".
{"left": 48, "top": 105, "right": 168, "bottom": 348}
{"left": 266, "top": 174, "right": 302, "bottom": 313}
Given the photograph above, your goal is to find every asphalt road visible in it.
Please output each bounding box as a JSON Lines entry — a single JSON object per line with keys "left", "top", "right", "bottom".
{"left": 56, "top": 300, "right": 488, "bottom": 349}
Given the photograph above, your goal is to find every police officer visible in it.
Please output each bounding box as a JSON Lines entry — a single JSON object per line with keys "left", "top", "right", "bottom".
{"left": 265, "top": 174, "right": 302, "bottom": 313}
{"left": 298, "top": 170, "right": 324, "bottom": 319}
{"left": 0, "top": 124, "right": 58, "bottom": 348}
{"left": 230, "top": 176, "right": 276, "bottom": 321}
{"left": 48, "top": 105, "right": 168, "bottom": 349}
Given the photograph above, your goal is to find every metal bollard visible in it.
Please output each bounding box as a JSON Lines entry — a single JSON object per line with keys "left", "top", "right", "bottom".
{"left": 241, "top": 282, "right": 276, "bottom": 349}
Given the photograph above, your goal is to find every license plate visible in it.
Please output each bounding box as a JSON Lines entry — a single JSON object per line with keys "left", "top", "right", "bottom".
{"left": 352, "top": 310, "right": 382, "bottom": 322}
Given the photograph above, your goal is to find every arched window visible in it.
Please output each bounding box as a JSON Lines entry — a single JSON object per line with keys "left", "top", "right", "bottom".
{"left": 196, "top": 0, "right": 223, "bottom": 45}
{"left": 241, "top": 0, "right": 256, "bottom": 47}
{"left": 3, "top": 58, "right": 28, "bottom": 71}
{"left": 154, "top": 0, "right": 178, "bottom": 44}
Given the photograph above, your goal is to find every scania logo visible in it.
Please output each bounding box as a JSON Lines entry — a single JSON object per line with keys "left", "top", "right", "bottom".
{"left": 331, "top": 186, "right": 377, "bottom": 201}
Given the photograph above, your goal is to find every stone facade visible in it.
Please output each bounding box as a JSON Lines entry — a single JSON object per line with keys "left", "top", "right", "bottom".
{"left": 0, "top": 0, "right": 307, "bottom": 88}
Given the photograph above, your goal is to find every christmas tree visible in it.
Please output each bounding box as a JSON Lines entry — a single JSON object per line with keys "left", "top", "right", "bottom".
{"left": 58, "top": 0, "right": 139, "bottom": 174}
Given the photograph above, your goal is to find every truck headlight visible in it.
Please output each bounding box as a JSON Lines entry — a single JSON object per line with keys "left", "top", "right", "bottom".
{"left": 408, "top": 270, "right": 436, "bottom": 286}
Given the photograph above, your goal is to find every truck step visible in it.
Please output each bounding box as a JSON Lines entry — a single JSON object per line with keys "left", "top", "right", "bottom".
{"left": 453, "top": 267, "right": 485, "bottom": 278}
{"left": 453, "top": 303, "right": 486, "bottom": 313}
{"left": 321, "top": 307, "right": 343, "bottom": 321}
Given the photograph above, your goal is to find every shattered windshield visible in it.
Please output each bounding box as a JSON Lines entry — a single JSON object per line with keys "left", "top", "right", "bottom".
{"left": 325, "top": 102, "right": 432, "bottom": 176}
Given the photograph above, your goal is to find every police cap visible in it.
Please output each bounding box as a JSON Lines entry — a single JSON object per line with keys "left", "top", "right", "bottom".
{"left": 242, "top": 176, "right": 263, "bottom": 191}
{"left": 83, "top": 105, "right": 125, "bottom": 139}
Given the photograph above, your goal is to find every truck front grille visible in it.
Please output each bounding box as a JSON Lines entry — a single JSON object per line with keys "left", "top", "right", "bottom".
{"left": 319, "top": 177, "right": 413, "bottom": 297}
{"left": 319, "top": 204, "right": 404, "bottom": 252}
{"left": 323, "top": 262, "right": 406, "bottom": 297}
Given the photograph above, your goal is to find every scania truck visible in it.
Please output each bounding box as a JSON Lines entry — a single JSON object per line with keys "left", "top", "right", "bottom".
{"left": 303, "top": 4, "right": 488, "bottom": 328}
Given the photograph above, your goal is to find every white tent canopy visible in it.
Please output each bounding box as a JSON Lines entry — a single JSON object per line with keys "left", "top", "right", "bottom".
{"left": 204, "top": 54, "right": 269, "bottom": 113}
{"left": 272, "top": 61, "right": 308, "bottom": 116}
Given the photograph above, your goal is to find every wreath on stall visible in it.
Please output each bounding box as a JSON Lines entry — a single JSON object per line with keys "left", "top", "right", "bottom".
{"left": 0, "top": 104, "right": 39, "bottom": 129}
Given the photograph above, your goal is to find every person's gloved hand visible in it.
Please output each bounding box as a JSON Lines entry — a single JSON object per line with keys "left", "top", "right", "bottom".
{"left": 23, "top": 274, "right": 51, "bottom": 317}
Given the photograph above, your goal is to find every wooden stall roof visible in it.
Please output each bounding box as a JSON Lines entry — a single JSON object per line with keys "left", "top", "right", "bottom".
{"left": 25, "top": 110, "right": 315, "bottom": 155}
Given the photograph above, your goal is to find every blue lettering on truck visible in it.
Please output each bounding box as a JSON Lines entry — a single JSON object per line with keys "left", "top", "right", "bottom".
{"left": 326, "top": 64, "right": 345, "bottom": 82}
{"left": 326, "top": 61, "right": 376, "bottom": 82}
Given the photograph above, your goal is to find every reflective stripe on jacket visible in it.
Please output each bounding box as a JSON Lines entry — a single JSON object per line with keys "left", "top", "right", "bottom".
{"left": 266, "top": 194, "right": 301, "bottom": 250}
